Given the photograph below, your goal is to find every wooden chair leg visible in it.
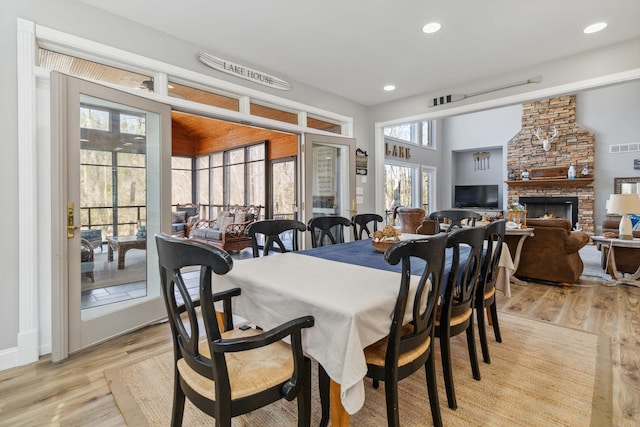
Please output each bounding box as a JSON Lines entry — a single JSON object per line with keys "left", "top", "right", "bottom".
{"left": 384, "top": 376, "right": 400, "bottom": 427}
{"left": 440, "top": 335, "right": 457, "bottom": 410}
{"left": 297, "top": 358, "right": 312, "bottom": 427}
{"left": 465, "top": 321, "right": 481, "bottom": 381}
{"left": 318, "top": 364, "right": 330, "bottom": 427}
{"left": 476, "top": 304, "right": 491, "bottom": 364}
{"left": 425, "top": 351, "right": 443, "bottom": 427}
{"left": 490, "top": 302, "right": 502, "bottom": 343}
{"left": 171, "top": 369, "right": 186, "bottom": 427}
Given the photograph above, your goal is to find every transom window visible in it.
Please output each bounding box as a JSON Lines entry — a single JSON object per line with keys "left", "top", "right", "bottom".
{"left": 384, "top": 120, "right": 432, "bottom": 148}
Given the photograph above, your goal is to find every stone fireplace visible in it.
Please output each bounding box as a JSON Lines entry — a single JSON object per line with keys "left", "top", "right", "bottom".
{"left": 506, "top": 95, "right": 595, "bottom": 233}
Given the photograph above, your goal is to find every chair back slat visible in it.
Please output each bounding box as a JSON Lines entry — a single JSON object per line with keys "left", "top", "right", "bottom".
{"left": 246, "top": 219, "right": 307, "bottom": 257}
{"left": 444, "top": 227, "right": 484, "bottom": 319}
{"left": 429, "top": 209, "right": 482, "bottom": 232}
{"left": 307, "top": 216, "right": 352, "bottom": 247}
{"left": 480, "top": 219, "right": 506, "bottom": 297}
{"left": 384, "top": 233, "right": 447, "bottom": 362}
{"left": 351, "top": 213, "right": 383, "bottom": 240}
{"left": 156, "top": 234, "right": 233, "bottom": 381}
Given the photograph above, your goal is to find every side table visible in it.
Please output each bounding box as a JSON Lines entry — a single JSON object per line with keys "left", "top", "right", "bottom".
{"left": 505, "top": 227, "right": 535, "bottom": 286}
{"left": 591, "top": 236, "right": 640, "bottom": 287}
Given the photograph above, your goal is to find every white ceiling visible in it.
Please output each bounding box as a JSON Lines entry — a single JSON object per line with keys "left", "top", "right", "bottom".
{"left": 78, "top": 0, "right": 640, "bottom": 106}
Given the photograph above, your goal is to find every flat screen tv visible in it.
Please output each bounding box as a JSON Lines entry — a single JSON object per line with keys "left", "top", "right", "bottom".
{"left": 454, "top": 185, "right": 499, "bottom": 209}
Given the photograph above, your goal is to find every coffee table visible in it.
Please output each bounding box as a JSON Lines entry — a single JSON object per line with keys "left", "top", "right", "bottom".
{"left": 107, "top": 235, "right": 147, "bottom": 269}
{"left": 591, "top": 236, "right": 640, "bottom": 286}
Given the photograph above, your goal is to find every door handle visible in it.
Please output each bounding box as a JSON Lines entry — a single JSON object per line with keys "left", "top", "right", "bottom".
{"left": 67, "top": 202, "right": 80, "bottom": 238}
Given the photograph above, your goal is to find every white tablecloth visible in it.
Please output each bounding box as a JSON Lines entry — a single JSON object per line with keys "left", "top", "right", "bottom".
{"left": 215, "top": 238, "right": 515, "bottom": 414}
{"left": 495, "top": 242, "right": 515, "bottom": 297}
{"left": 217, "top": 253, "right": 404, "bottom": 414}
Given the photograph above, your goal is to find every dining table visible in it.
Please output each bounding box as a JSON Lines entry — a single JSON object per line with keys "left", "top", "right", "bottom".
{"left": 215, "top": 233, "right": 514, "bottom": 426}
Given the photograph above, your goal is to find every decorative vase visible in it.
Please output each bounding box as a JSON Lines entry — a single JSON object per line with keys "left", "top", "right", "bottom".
{"left": 568, "top": 165, "right": 576, "bottom": 179}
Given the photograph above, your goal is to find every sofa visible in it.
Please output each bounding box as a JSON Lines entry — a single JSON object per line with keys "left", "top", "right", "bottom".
{"left": 504, "top": 218, "right": 590, "bottom": 285}
{"left": 190, "top": 205, "right": 261, "bottom": 252}
{"left": 598, "top": 215, "right": 640, "bottom": 274}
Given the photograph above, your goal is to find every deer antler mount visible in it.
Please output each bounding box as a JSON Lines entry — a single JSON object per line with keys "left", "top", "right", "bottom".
{"left": 533, "top": 126, "right": 558, "bottom": 152}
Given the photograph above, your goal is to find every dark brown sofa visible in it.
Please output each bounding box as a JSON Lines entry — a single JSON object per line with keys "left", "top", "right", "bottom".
{"left": 598, "top": 216, "right": 640, "bottom": 274}
{"left": 504, "top": 218, "right": 590, "bottom": 285}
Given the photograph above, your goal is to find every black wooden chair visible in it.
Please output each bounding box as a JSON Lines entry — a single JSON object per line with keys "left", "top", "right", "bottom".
{"left": 319, "top": 233, "right": 447, "bottom": 427}
{"left": 80, "top": 238, "right": 95, "bottom": 283}
{"left": 351, "top": 213, "right": 383, "bottom": 240}
{"left": 436, "top": 226, "right": 484, "bottom": 410}
{"left": 429, "top": 209, "right": 482, "bottom": 232}
{"left": 245, "top": 219, "right": 307, "bottom": 257}
{"left": 155, "top": 233, "right": 314, "bottom": 427}
{"left": 307, "top": 215, "right": 352, "bottom": 247}
{"left": 475, "top": 219, "right": 506, "bottom": 364}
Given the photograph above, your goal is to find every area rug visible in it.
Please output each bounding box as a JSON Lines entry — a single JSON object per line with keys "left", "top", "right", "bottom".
{"left": 580, "top": 243, "right": 613, "bottom": 282}
{"left": 105, "top": 313, "right": 610, "bottom": 426}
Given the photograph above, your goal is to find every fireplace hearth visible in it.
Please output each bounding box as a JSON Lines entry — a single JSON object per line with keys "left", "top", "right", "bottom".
{"left": 519, "top": 196, "right": 580, "bottom": 229}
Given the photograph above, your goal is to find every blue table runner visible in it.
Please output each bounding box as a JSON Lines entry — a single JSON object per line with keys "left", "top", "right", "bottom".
{"left": 298, "top": 238, "right": 467, "bottom": 278}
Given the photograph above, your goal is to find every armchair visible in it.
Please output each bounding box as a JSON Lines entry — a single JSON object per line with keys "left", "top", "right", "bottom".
{"left": 504, "top": 218, "right": 589, "bottom": 284}
{"left": 171, "top": 203, "right": 200, "bottom": 238}
{"left": 191, "top": 205, "right": 261, "bottom": 252}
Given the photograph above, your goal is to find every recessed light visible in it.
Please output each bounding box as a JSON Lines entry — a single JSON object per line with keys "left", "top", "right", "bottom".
{"left": 383, "top": 85, "right": 396, "bottom": 92}
{"left": 422, "top": 22, "right": 442, "bottom": 34}
{"left": 583, "top": 22, "right": 607, "bottom": 34}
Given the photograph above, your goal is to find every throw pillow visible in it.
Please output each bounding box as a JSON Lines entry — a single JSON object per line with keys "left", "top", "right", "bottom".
{"left": 171, "top": 210, "right": 187, "bottom": 224}
{"left": 234, "top": 212, "right": 246, "bottom": 224}
{"left": 218, "top": 211, "right": 234, "bottom": 230}
{"left": 628, "top": 213, "right": 640, "bottom": 230}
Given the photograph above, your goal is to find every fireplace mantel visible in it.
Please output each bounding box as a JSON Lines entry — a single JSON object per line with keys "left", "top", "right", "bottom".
{"left": 505, "top": 178, "right": 593, "bottom": 188}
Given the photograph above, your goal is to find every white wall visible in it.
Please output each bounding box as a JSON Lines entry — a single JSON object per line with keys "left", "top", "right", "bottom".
{"left": 577, "top": 80, "right": 640, "bottom": 230}
{"left": 442, "top": 105, "right": 522, "bottom": 208}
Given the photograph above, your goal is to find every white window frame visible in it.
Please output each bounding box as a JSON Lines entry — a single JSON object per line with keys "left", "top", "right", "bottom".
{"left": 383, "top": 120, "right": 434, "bottom": 149}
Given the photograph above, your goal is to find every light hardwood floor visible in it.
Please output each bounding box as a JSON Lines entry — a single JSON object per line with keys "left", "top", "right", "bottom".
{"left": 1, "top": 275, "right": 638, "bottom": 426}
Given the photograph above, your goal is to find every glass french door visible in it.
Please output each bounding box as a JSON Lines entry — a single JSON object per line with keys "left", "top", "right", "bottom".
{"left": 303, "top": 133, "right": 356, "bottom": 246}
{"left": 268, "top": 157, "right": 298, "bottom": 251}
{"left": 51, "top": 73, "right": 170, "bottom": 359}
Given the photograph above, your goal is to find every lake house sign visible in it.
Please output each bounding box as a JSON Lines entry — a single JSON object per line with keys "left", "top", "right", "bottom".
{"left": 199, "top": 52, "right": 292, "bottom": 91}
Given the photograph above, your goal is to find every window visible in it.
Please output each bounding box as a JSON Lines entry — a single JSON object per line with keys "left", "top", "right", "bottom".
{"left": 422, "top": 166, "right": 435, "bottom": 213}
{"left": 80, "top": 107, "right": 110, "bottom": 131}
{"left": 384, "top": 120, "right": 432, "bottom": 148}
{"left": 168, "top": 81, "right": 240, "bottom": 111}
{"left": 39, "top": 49, "right": 153, "bottom": 92}
{"left": 119, "top": 113, "right": 146, "bottom": 135}
{"left": 384, "top": 164, "right": 414, "bottom": 211}
{"left": 197, "top": 142, "right": 265, "bottom": 219}
{"left": 171, "top": 157, "right": 193, "bottom": 206}
{"left": 384, "top": 163, "right": 436, "bottom": 221}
